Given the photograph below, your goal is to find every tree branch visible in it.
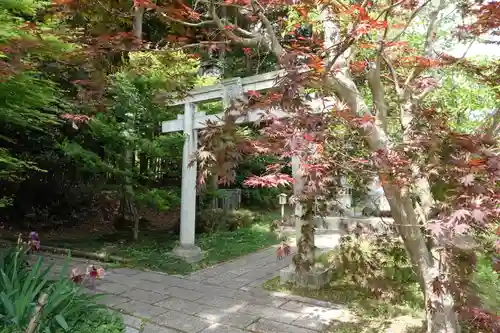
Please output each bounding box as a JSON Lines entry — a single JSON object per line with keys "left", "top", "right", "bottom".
{"left": 133, "top": 6, "right": 145, "bottom": 40}
{"left": 367, "top": 63, "right": 389, "bottom": 132}
{"left": 158, "top": 13, "right": 215, "bottom": 27}
{"left": 367, "top": 9, "right": 392, "bottom": 133}
{"left": 253, "top": 0, "right": 285, "bottom": 57}
{"left": 485, "top": 108, "right": 500, "bottom": 139}
{"left": 374, "top": 0, "right": 408, "bottom": 20}
{"left": 162, "top": 40, "right": 232, "bottom": 52}
{"left": 319, "top": 4, "right": 351, "bottom": 75}
{"left": 390, "top": 0, "right": 431, "bottom": 43}
{"left": 233, "top": 26, "right": 259, "bottom": 38}
{"left": 404, "top": 0, "right": 446, "bottom": 87}
{"left": 382, "top": 53, "right": 401, "bottom": 94}
{"left": 209, "top": 0, "right": 263, "bottom": 47}
{"left": 399, "top": 0, "right": 446, "bottom": 131}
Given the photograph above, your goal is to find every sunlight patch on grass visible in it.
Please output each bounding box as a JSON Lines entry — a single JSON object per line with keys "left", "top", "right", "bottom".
{"left": 262, "top": 250, "right": 500, "bottom": 333}
{"left": 263, "top": 275, "right": 425, "bottom": 333}
{"left": 262, "top": 275, "right": 424, "bottom": 320}
{"left": 261, "top": 243, "right": 426, "bottom": 333}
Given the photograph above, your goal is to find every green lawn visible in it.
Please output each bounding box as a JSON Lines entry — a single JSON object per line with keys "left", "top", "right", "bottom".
{"left": 42, "top": 219, "right": 283, "bottom": 275}
{"left": 474, "top": 254, "right": 500, "bottom": 316}
{"left": 262, "top": 268, "right": 424, "bottom": 333}
{"left": 262, "top": 251, "right": 499, "bottom": 333}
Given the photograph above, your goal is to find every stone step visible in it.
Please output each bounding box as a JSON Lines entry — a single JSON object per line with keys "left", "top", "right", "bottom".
{"left": 314, "top": 216, "right": 394, "bottom": 232}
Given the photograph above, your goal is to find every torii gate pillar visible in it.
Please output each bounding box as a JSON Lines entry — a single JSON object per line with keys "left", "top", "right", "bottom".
{"left": 170, "top": 102, "right": 203, "bottom": 263}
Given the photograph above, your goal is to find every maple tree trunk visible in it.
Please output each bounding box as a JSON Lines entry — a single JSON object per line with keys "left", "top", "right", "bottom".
{"left": 329, "top": 56, "right": 461, "bottom": 333}
{"left": 383, "top": 185, "right": 460, "bottom": 333}
{"left": 362, "top": 102, "right": 461, "bottom": 333}
{"left": 292, "top": 201, "right": 316, "bottom": 276}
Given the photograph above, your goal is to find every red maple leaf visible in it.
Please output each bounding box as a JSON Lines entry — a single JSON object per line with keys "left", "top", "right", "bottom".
{"left": 471, "top": 209, "right": 486, "bottom": 223}
{"left": 247, "top": 90, "right": 261, "bottom": 98}
{"left": 460, "top": 174, "right": 475, "bottom": 186}
{"left": 449, "top": 209, "right": 471, "bottom": 224}
{"left": 303, "top": 133, "right": 314, "bottom": 142}
{"left": 469, "top": 158, "right": 486, "bottom": 166}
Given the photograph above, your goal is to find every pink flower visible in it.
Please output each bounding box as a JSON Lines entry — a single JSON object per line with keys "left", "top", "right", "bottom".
{"left": 31, "top": 240, "right": 40, "bottom": 251}
{"left": 87, "top": 265, "right": 105, "bottom": 279}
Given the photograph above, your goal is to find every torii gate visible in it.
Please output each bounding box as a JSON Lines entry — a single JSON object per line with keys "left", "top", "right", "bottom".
{"left": 160, "top": 71, "right": 334, "bottom": 262}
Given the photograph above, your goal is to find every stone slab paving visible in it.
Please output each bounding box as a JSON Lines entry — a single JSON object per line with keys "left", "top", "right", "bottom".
{"left": 28, "top": 231, "right": 353, "bottom": 333}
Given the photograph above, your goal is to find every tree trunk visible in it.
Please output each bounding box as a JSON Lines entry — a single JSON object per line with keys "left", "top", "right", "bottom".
{"left": 210, "top": 175, "right": 219, "bottom": 209}
{"left": 383, "top": 185, "right": 461, "bottom": 333}
{"left": 328, "top": 55, "right": 461, "bottom": 333}
{"left": 118, "top": 147, "right": 140, "bottom": 240}
{"left": 424, "top": 251, "right": 462, "bottom": 333}
{"left": 292, "top": 201, "right": 316, "bottom": 276}
{"left": 120, "top": 185, "right": 140, "bottom": 241}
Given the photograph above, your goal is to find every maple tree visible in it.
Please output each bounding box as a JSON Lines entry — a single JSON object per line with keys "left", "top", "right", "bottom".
{"left": 122, "top": 0, "right": 499, "bottom": 332}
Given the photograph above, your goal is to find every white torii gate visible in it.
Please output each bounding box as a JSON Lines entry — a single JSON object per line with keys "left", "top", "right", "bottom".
{"left": 160, "top": 71, "right": 333, "bottom": 262}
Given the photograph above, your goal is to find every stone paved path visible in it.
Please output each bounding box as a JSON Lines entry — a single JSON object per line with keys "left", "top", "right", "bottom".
{"left": 33, "top": 231, "right": 352, "bottom": 333}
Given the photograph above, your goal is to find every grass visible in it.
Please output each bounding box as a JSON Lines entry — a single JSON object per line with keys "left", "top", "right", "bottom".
{"left": 474, "top": 254, "right": 500, "bottom": 315}
{"left": 41, "top": 216, "right": 282, "bottom": 275}
{"left": 262, "top": 270, "right": 425, "bottom": 333}
{"left": 68, "top": 309, "right": 125, "bottom": 333}
{"left": 262, "top": 248, "right": 500, "bottom": 333}
{"left": 262, "top": 240, "right": 426, "bottom": 333}
{"left": 1, "top": 292, "right": 125, "bottom": 333}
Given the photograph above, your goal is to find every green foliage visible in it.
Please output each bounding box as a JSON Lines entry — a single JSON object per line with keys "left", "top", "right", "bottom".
{"left": 135, "top": 188, "right": 180, "bottom": 211}
{"left": 425, "top": 68, "right": 497, "bottom": 133}
{"left": 262, "top": 235, "right": 425, "bottom": 327}
{"left": 0, "top": 73, "right": 60, "bottom": 132}
{"left": 0, "top": 0, "right": 76, "bottom": 212}
{"left": 0, "top": 247, "right": 117, "bottom": 333}
{"left": 473, "top": 254, "right": 500, "bottom": 315}
{"left": 65, "top": 309, "right": 124, "bottom": 333}
{"left": 235, "top": 155, "right": 288, "bottom": 209}
{"left": 241, "top": 188, "right": 282, "bottom": 209}
{"left": 196, "top": 208, "right": 263, "bottom": 233}
{"left": 58, "top": 51, "right": 202, "bottom": 229}
{"left": 0, "top": 73, "right": 62, "bottom": 186}
{"left": 126, "top": 51, "right": 199, "bottom": 92}
{"left": 332, "top": 234, "right": 417, "bottom": 288}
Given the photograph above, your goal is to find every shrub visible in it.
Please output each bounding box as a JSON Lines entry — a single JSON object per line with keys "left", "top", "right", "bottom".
{"left": 196, "top": 208, "right": 262, "bottom": 233}
{"left": 331, "top": 233, "right": 417, "bottom": 295}
{"left": 0, "top": 246, "right": 121, "bottom": 333}
{"left": 69, "top": 309, "right": 124, "bottom": 333}
{"left": 230, "top": 209, "right": 263, "bottom": 229}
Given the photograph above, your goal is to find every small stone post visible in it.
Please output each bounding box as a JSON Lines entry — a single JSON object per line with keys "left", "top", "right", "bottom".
{"left": 292, "top": 155, "right": 306, "bottom": 244}
{"left": 338, "top": 176, "right": 353, "bottom": 216}
{"left": 278, "top": 193, "right": 287, "bottom": 223}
